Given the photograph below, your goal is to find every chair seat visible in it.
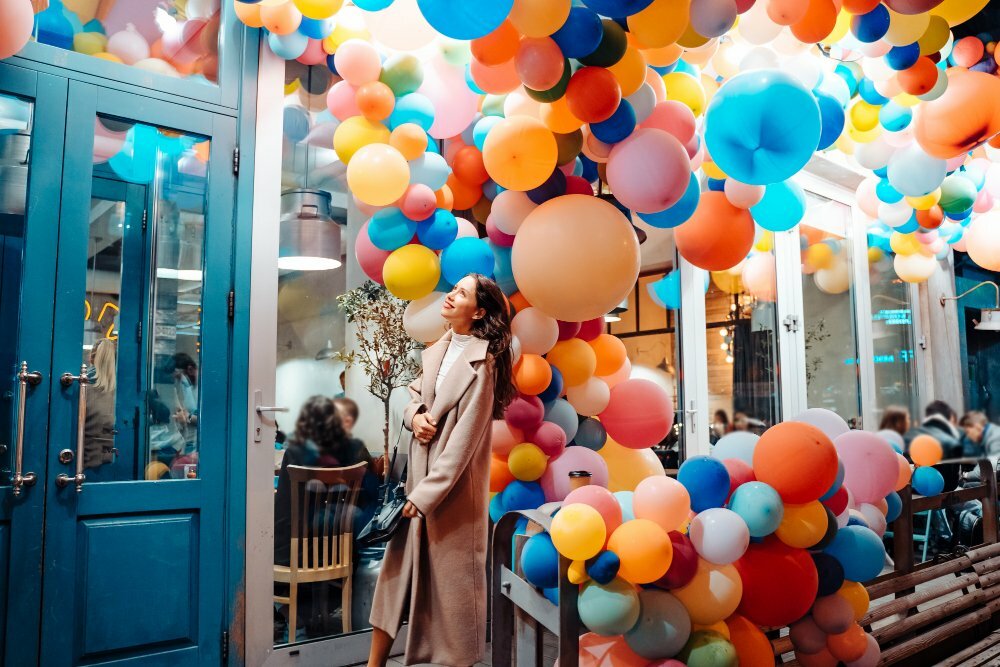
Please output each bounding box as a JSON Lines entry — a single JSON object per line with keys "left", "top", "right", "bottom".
{"left": 274, "top": 563, "right": 352, "bottom": 584}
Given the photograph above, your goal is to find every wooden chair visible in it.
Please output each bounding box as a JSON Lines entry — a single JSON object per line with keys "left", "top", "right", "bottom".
{"left": 273, "top": 462, "right": 367, "bottom": 640}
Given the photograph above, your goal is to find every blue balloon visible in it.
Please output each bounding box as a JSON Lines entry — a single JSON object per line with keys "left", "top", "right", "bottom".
{"left": 108, "top": 125, "right": 158, "bottom": 184}
{"left": 858, "top": 78, "right": 889, "bottom": 106}
{"left": 576, "top": 418, "right": 608, "bottom": 451}
{"left": 409, "top": 152, "right": 451, "bottom": 190}
{"left": 648, "top": 270, "right": 681, "bottom": 310}
{"left": 812, "top": 553, "right": 846, "bottom": 597}
{"left": 473, "top": 115, "right": 502, "bottom": 151}
{"left": 369, "top": 208, "right": 416, "bottom": 251}
{"left": 326, "top": 53, "right": 339, "bottom": 75}
{"left": 614, "top": 491, "right": 635, "bottom": 522}
{"left": 545, "top": 399, "right": 579, "bottom": 442}
{"left": 543, "top": 587, "right": 559, "bottom": 605}
{"left": 268, "top": 31, "right": 308, "bottom": 60}
{"left": 521, "top": 533, "right": 560, "bottom": 589}
{"left": 552, "top": 7, "right": 604, "bottom": 59}
{"left": 825, "top": 525, "right": 885, "bottom": 582}
{"left": 82, "top": 18, "right": 106, "bottom": 34}
{"left": 819, "top": 459, "right": 845, "bottom": 502}
{"left": 874, "top": 165, "right": 889, "bottom": 179}
{"left": 283, "top": 105, "right": 310, "bottom": 144}
{"left": 538, "top": 367, "right": 565, "bottom": 404}
{"left": 586, "top": 551, "right": 621, "bottom": 585}
{"left": 815, "top": 90, "right": 845, "bottom": 150}
{"left": 728, "top": 481, "right": 784, "bottom": 537}
{"left": 876, "top": 178, "right": 904, "bottom": 204}
{"left": 886, "top": 42, "right": 921, "bottom": 71}
{"left": 354, "top": 0, "right": 393, "bottom": 8}
{"left": 389, "top": 93, "right": 435, "bottom": 131}
{"left": 581, "top": 0, "right": 655, "bottom": 20}
{"left": 35, "top": 5, "right": 75, "bottom": 50}
{"left": 678, "top": 456, "right": 731, "bottom": 512}
{"left": 591, "top": 100, "right": 637, "bottom": 145}
{"left": 491, "top": 243, "right": 518, "bottom": 295}
{"left": 879, "top": 101, "right": 912, "bottom": 132}
{"left": 705, "top": 70, "right": 821, "bottom": 185}
{"left": 502, "top": 480, "right": 546, "bottom": 511}
{"left": 751, "top": 179, "right": 806, "bottom": 232}
{"left": 579, "top": 154, "right": 600, "bottom": 183}
{"left": 885, "top": 491, "right": 903, "bottom": 523}
{"left": 440, "top": 237, "right": 494, "bottom": 285}
{"left": 299, "top": 16, "right": 335, "bottom": 39}
{"left": 912, "top": 466, "right": 945, "bottom": 496}
{"left": 674, "top": 59, "right": 699, "bottom": 78}
{"left": 637, "top": 172, "right": 701, "bottom": 229}
{"left": 896, "top": 214, "right": 920, "bottom": 234}
{"left": 851, "top": 4, "right": 890, "bottom": 43}
{"left": 527, "top": 169, "right": 568, "bottom": 204}
{"left": 416, "top": 0, "right": 514, "bottom": 40}
{"left": 651, "top": 63, "right": 678, "bottom": 75}
{"left": 707, "top": 177, "right": 726, "bottom": 192}
{"left": 416, "top": 209, "right": 458, "bottom": 249}
{"left": 489, "top": 492, "right": 505, "bottom": 522}
{"left": 834, "top": 63, "right": 860, "bottom": 99}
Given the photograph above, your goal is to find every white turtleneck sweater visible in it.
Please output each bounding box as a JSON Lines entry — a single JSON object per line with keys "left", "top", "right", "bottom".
{"left": 436, "top": 332, "right": 476, "bottom": 393}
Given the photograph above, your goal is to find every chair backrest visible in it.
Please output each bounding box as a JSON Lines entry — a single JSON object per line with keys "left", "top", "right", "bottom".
{"left": 287, "top": 462, "right": 367, "bottom": 572}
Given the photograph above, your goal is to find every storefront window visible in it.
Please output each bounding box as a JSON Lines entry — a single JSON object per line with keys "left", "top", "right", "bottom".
{"left": 868, "top": 250, "right": 920, "bottom": 427}
{"left": 32, "top": 0, "right": 221, "bottom": 84}
{"left": 800, "top": 194, "right": 862, "bottom": 427}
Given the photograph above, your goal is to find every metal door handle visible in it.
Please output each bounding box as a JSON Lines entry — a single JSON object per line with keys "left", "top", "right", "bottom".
{"left": 12, "top": 362, "right": 41, "bottom": 496}
{"left": 255, "top": 406, "right": 289, "bottom": 414}
{"left": 57, "top": 365, "right": 88, "bottom": 493}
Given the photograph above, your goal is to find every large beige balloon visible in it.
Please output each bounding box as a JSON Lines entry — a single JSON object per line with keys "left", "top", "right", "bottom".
{"left": 403, "top": 291, "right": 449, "bottom": 343}
{"left": 598, "top": 437, "right": 665, "bottom": 493}
{"left": 512, "top": 195, "right": 640, "bottom": 322}
{"left": 893, "top": 252, "right": 937, "bottom": 284}
{"left": 814, "top": 260, "right": 851, "bottom": 295}
{"left": 964, "top": 210, "right": 1000, "bottom": 272}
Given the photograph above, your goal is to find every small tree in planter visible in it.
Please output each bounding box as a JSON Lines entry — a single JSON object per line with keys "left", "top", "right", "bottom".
{"left": 335, "top": 281, "right": 421, "bottom": 477}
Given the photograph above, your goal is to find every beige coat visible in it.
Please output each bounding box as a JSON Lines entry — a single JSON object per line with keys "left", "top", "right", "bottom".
{"left": 370, "top": 331, "right": 495, "bottom": 666}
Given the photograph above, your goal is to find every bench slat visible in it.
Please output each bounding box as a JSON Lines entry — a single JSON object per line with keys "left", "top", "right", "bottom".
{"left": 862, "top": 573, "right": 979, "bottom": 626}
{"left": 867, "top": 556, "right": 972, "bottom": 599}
{"left": 934, "top": 630, "right": 1000, "bottom": 667}
{"left": 875, "top": 586, "right": 1000, "bottom": 645}
{"left": 881, "top": 597, "right": 1000, "bottom": 665}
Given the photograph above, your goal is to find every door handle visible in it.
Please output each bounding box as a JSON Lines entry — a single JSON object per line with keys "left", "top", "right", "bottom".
{"left": 56, "top": 365, "right": 88, "bottom": 493}
{"left": 253, "top": 389, "right": 288, "bottom": 443}
{"left": 12, "top": 362, "right": 41, "bottom": 496}
{"left": 255, "top": 406, "right": 289, "bottom": 414}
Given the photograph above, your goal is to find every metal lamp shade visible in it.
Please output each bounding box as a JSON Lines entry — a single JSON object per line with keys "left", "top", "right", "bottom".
{"left": 279, "top": 189, "right": 344, "bottom": 271}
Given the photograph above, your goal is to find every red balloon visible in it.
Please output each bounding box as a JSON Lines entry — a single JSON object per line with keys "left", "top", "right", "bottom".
{"left": 557, "top": 320, "right": 582, "bottom": 340}
{"left": 654, "top": 531, "right": 699, "bottom": 589}
{"left": 822, "top": 485, "right": 849, "bottom": 516}
{"left": 599, "top": 379, "right": 674, "bottom": 448}
{"left": 735, "top": 537, "right": 819, "bottom": 627}
{"left": 897, "top": 57, "right": 939, "bottom": 96}
{"left": 674, "top": 192, "right": 755, "bottom": 271}
{"left": 841, "top": 0, "right": 881, "bottom": 12}
{"left": 916, "top": 205, "right": 944, "bottom": 229}
{"left": 566, "top": 175, "right": 596, "bottom": 196}
{"left": 577, "top": 317, "right": 605, "bottom": 341}
{"left": 505, "top": 394, "right": 545, "bottom": 432}
{"left": 452, "top": 145, "right": 490, "bottom": 185}
{"left": 566, "top": 67, "right": 622, "bottom": 124}
{"left": 883, "top": 0, "right": 945, "bottom": 14}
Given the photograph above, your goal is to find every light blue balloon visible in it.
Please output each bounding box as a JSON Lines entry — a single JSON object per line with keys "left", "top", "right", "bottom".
{"left": 354, "top": 0, "right": 394, "bottom": 8}
{"left": 879, "top": 101, "right": 912, "bottom": 132}
{"left": 108, "top": 125, "right": 158, "bottom": 184}
{"left": 473, "top": 115, "right": 503, "bottom": 150}
{"left": 637, "top": 172, "right": 701, "bottom": 229}
{"left": 578, "top": 578, "right": 641, "bottom": 636}
{"left": 298, "top": 16, "right": 335, "bottom": 39}
{"left": 751, "top": 179, "right": 806, "bottom": 232}
{"left": 613, "top": 491, "right": 635, "bottom": 522}
{"left": 912, "top": 466, "right": 945, "bottom": 496}
{"left": 545, "top": 399, "right": 579, "bottom": 442}
{"left": 268, "top": 30, "right": 308, "bottom": 60}
{"left": 491, "top": 243, "right": 518, "bottom": 295}
{"left": 389, "top": 93, "right": 435, "bottom": 131}
{"left": 887, "top": 144, "right": 947, "bottom": 197}
{"left": 369, "top": 208, "right": 417, "bottom": 251}
{"left": 816, "top": 70, "right": 851, "bottom": 109}
{"left": 416, "top": 0, "right": 515, "bottom": 40}
{"left": 705, "top": 70, "right": 821, "bottom": 185}
{"left": 409, "top": 152, "right": 451, "bottom": 190}
{"left": 440, "top": 237, "right": 494, "bottom": 285}
{"left": 728, "top": 481, "right": 784, "bottom": 538}
{"left": 283, "top": 105, "right": 311, "bottom": 144}
{"left": 624, "top": 589, "right": 692, "bottom": 660}
{"left": 824, "top": 525, "right": 885, "bottom": 582}
{"left": 416, "top": 209, "right": 458, "bottom": 249}
{"left": 648, "top": 270, "right": 682, "bottom": 309}
{"left": 885, "top": 491, "right": 902, "bottom": 523}
{"left": 711, "top": 431, "right": 759, "bottom": 466}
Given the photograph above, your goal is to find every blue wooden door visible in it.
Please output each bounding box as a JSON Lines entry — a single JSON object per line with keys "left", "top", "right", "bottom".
{"left": 32, "top": 80, "right": 237, "bottom": 665}
{"left": 0, "top": 64, "right": 67, "bottom": 666}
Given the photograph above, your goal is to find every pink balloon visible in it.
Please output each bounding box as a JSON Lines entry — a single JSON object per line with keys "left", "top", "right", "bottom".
{"left": 946, "top": 154, "right": 968, "bottom": 171}
{"left": 725, "top": 179, "right": 765, "bottom": 208}
{"left": 506, "top": 395, "right": 546, "bottom": 432}
{"left": 684, "top": 133, "right": 701, "bottom": 160}
{"left": 598, "top": 358, "right": 631, "bottom": 388}
{"left": 559, "top": 160, "right": 577, "bottom": 177}
{"left": 354, "top": 196, "right": 383, "bottom": 218}
{"left": 326, "top": 80, "right": 361, "bottom": 121}
{"left": 419, "top": 56, "right": 480, "bottom": 140}
{"left": 296, "top": 38, "right": 328, "bottom": 66}
{"left": 334, "top": 39, "right": 382, "bottom": 86}
{"left": 833, "top": 431, "right": 899, "bottom": 504}
{"left": 455, "top": 216, "right": 479, "bottom": 239}
{"left": 355, "top": 220, "right": 391, "bottom": 284}
{"left": 515, "top": 37, "right": 565, "bottom": 91}
{"left": 606, "top": 129, "right": 691, "bottom": 214}
{"left": 93, "top": 118, "right": 128, "bottom": 163}
{"left": 856, "top": 178, "right": 880, "bottom": 219}
{"left": 564, "top": 485, "right": 623, "bottom": 538}
{"left": 742, "top": 253, "right": 776, "bottom": 302}
{"left": 486, "top": 216, "right": 516, "bottom": 246}
{"left": 845, "top": 633, "right": 880, "bottom": 667}
{"left": 634, "top": 476, "right": 691, "bottom": 533}
{"left": 723, "top": 458, "right": 755, "bottom": 498}
{"left": 641, "top": 101, "right": 697, "bottom": 144}
{"left": 492, "top": 420, "right": 524, "bottom": 458}
{"left": 401, "top": 183, "right": 437, "bottom": 221}
{"left": 600, "top": 379, "right": 674, "bottom": 448}
{"left": 974, "top": 190, "right": 994, "bottom": 213}
{"left": 540, "top": 447, "right": 609, "bottom": 501}
{"left": 530, "top": 421, "right": 568, "bottom": 456}
{"left": 645, "top": 67, "right": 668, "bottom": 103}
{"left": 0, "top": 0, "right": 35, "bottom": 59}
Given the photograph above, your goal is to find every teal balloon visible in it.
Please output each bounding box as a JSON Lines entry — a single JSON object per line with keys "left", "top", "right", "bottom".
{"left": 369, "top": 208, "right": 417, "bottom": 250}
{"left": 885, "top": 491, "right": 902, "bottom": 523}
{"left": 108, "top": 125, "right": 158, "bottom": 184}
{"left": 624, "top": 589, "right": 691, "bottom": 660}
{"left": 473, "top": 115, "right": 503, "bottom": 150}
{"left": 409, "top": 152, "right": 451, "bottom": 190}
{"left": 879, "top": 101, "right": 912, "bottom": 131}
{"left": 578, "top": 578, "right": 641, "bottom": 636}
{"left": 751, "top": 179, "right": 806, "bottom": 232}
{"left": 728, "top": 481, "right": 784, "bottom": 537}
{"left": 35, "top": 3, "right": 76, "bottom": 50}
{"left": 705, "top": 70, "right": 821, "bottom": 186}
{"left": 544, "top": 399, "right": 579, "bottom": 442}
{"left": 416, "top": 0, "right": 514, "bottom": 40}
{"left": 268, "top": 31, "right": 308, "bottom": 60}
{"left": 637, "top": 172, "right": 701, "bottom": 229}
{"left": 355, "top": 0, "right": 393, "bottom": 8}
{"left": 389, "top": 93, "right": 435, "bottom": 131}
{"left": 824, "top": 525, "right": 885, "bottom": 582}
{"left": 648, "top": 270, "right": 682, "bottom": 309}
{"left": 939, "top": 174, "right": 978, "bottom": 214}
{"left": 613, "top": 491, "right": 635, "bottom": 522}
{"left": 417, "top": 209, "right": 458, "bottom": 249}
{"left": 521, "top": 533, "right": 559, "bottom": 589}
{"left": 491, "top": 243, "right": 518, "bottom": 295}
{"left": 912, "top": 466, "right": 945, "bottom": 496}
{"left": 440, "top": 237, "right": 494, "bottom": 285}
{"left": 679, "top": 630, "right": 738, "bottom": 667}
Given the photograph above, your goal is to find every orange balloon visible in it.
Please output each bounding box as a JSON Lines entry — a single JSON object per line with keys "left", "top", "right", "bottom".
{"left": 914, "top": 69, "right": 1000, "bottom": 159}
{"left": 607, "top": 46, "right": 647, "bottom": 97}
{"left": 540, "top": 97, "right": 584, "bottom": 134}
{"left": 641, "top": 42, "right": 683, "bottom": 67}
{"left": 791, "top": 0, "right": 837, "bottom": 43}
{"left": 389, "top": 123, "right": 428, "bottom": 160}
{"left": 510, "top": 292, "right": 533, "bottom": 313}
{"left": 838, "top": 581, "right": 870, "bottom": 621}
{"left": 566, "top": 67, "right": 622, "bottom": 124}
{"left": 355, "top": 81, "right": 395, "bottom": 121}
{"left": 446, "top": 173, "right": 482, "bottom": 211}
{"left": 842, "top": 0, "right": 880, "bottom": 12}
{"left": 909, "top": 434, "right": 943, "bottom": 466}
{"left": 234, "top": 0, "right": 265, "bottom": 28}
{"left": 482, "top": 116, "right": 558, "bottom": 191}
{"left": 827, "top": 624, "right": 868, "bottom": 663}
{"left": 588, "top": 334, "right": 628, "bottom": 376}
{"left": 547, "top": 339, "right": 598, "bottom": 386}
{"left": 515, "top": 354, "right": 554, "bottom": 395}
{"left": 768, "top": 0, "right": 809, "bottom": 26}
{"left": 490, "top": 456, "right": 515, "bottom": 492}
{"left": 797, "top": 648, "right": 838, "bottom": 667}
{"left": 260, "top": 2, "right": 302, "bottom": 35}
{"left": 471, "top": 20, "right": 519, "bottom": 66}
{"left": 452, "top": 145, "right": 490, "bottom": 185}
{"left": 469, "top": 57, "right": 521, "bottom": 95}
{"left": 896, "top": 57, "right": 938, "bottom": 95}
{"left": 916, "top": 205, "right": 944, "bottom": 229}
{"left": 607, "top": 519, "right": 673, "bottom": 584}
{"left": 725, "top": 614, "right": 773, "bottom": 666}
{"left": 753, "top": 422, "right": 839, "bottom": 504}
{"left": 674, "top": 192, "right": 755, "bottom": 271}
{"left": 895, "top": 452, "right": 912, "bottom": 491}
{"left": 435, "top": 185, "right": 454, "bottom": 211}
{"left": 627, "top": 0, "right": 689, "bottom": 49}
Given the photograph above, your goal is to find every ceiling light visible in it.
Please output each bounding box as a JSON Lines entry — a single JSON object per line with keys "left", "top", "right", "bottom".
{"left": 279, "top": 189, "right": 344, "bottom": 272}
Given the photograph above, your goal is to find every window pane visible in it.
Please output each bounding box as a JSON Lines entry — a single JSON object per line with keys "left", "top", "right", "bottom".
{"left": 33, "top": 0, "right": 220, "bottom": 86}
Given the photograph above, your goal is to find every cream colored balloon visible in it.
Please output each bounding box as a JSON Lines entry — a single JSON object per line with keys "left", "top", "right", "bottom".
{"left": 403, "top": 291, "right": 449, "bottom": 343}
{"left": 814, "top": 260, "right": 851, "bottom": 295}
{"left": 566, "top": 377, "right": 612, "bottom": 417}
{"left": 964, "top": 211, "right": 1000, "bottom": 272}
{"left": 511, "top": 307, "right": 559, "bottom": 355}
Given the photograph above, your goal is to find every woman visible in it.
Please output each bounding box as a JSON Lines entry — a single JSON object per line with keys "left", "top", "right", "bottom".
{"left": 368, "top": 274, "right": 514, "bottom": 667}
{"left": 84, "top": 339, "right": 117, "bottom": 469}
{"left": 880, "top": 405, "right": 911, "bottom": 437}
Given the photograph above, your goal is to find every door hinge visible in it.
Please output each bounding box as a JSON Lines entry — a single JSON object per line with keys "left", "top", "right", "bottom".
{"left": 232, "top": 147, "right": 240, "bottom": 176}
{"left": 783, "top": 314, "right": 800, "bottom": 333}
{"left": 221, "top": 630, "right": 229, "bottom": 664}
{"left": 227, "top": 290, "right": 235, "bottom": 320}
{"left": 136, "top": 320, "right": 142, "bottom": 343}
{"left": 141, "top": 209, "right": 148, "bottom": 231}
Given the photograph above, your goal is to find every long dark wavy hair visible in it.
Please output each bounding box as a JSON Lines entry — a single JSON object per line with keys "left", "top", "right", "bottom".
{"left": 289, "top": 395, "right": 350, "bottom": 457}
{"left": 467, "top": 274, "right": 515, "bottom": 420}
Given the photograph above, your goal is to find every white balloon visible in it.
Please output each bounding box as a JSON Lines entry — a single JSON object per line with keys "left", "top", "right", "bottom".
{"left": 887, "top": 143, "right": 947, "bottom": 197}
{"left": 878, "top": 200, "right": 913, "bottom": 228}
{"left": 737, "top": 1, "right": 781, "bottom": 45}
{"left": 814, "top": 260, "right": 851, "bottom": 295}
{"left": 793, "top": 408, "right": 850, "bottom": 440}
{"left": 711, "top": 432, "right": 759, "bottom": 466}
{"left": 689, "top": 508, "right": 750, "bottom": 565}
{"left": 739, "top": 46, "right": 779, "bottom": 71}
{"left": 364, "top": 0, "right": 435, "bottom": 51}
{"left": 854, "top": 137, "right": 897, "bottom": 171}
{"left": 626, "top": 84, "right": 657, "bottom": 125}
{"left": 403, "top": 291, "right": 449, "bottom": 342}
{"left": 511, "top": 307, "right": 559, "bottom": 355}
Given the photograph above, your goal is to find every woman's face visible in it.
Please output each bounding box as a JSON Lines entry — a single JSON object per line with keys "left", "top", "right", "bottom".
{"left": 441, "top": 275, "right": 485, "bottom": 328}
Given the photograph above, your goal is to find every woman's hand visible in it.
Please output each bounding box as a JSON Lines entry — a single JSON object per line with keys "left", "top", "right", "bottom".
{"left": 412, "top": 413, "right": 437, "bottom": 444}
{"left": 402, "top": 500, "right": 422, "bottom": 519}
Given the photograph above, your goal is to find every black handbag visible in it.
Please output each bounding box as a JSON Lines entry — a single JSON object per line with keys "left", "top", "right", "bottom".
{"left": 357, "top": 430, "right": 409, "bottom": 547}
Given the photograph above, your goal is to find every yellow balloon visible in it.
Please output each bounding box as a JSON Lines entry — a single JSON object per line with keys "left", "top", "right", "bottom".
{"left": 346, "top": 143, "right": 409, "bottom": 206}
{"left": 676, "top": 20, "right": 710, "bottom": 49}
{"left": 508, "top": 0, "right": 571, "bottom": 38}
{"left": 628, "top": 0, "right": 689, "bottom": 49}
{"left": 74, "top": 32, "right": 107, "bottom": 55}
{"left": 507, "top": 443, "right": 548, "bottom": 481}
{"left": 293, "top": 0, "right": 343, "bottom": 19}
{"left": 834, "top": 132, "right": 856, "bottom": 155}
{"left": 918, "top": 15, "right": 951, "bottom": 55}
{"left": 694, "top": 621, "right": 731, "bottom": 640}
{"left": 823, "top": 10, "right": 851, "bottom": 46}
{"left": 333, "top": 116, "right": 390, "bottom": 164}
{"left": 890, "top": 231, "right": 921, "bottom": 256}
{"left": 931, "top": 0, "right": 990, "bottom": 26}
{"left": 284, "top": 79, "right": 301, "bottom": 95}
{"left": 848, "top": 123, "right": 881, "bottom": 144}
{"left": 838, "top": 581, "right": 870, "bottom": 621}
{"left": 92, "top": 52, "right": 124, "bottom": 63}
{"left": 806, "top": 243, "right": 835, "bottom": 271}
{"left": 382, "top": 245, "right": 441, "bottom": 301}
{"left": 702, "top": 160, "right": 727, "bottom": 180}
{"left": 906, "top": 188, "right": 941, "bottom": 210}
{"left": 663, "top": 72, "right": 706, "bottom": 116}
{"left": 608, "top": 46, "right": 647, "bottom": 97}
{"left": 755, "top": 231, "right": 774, "bottom": 253}
{"left": 568, "top": 559, "right": 591, "bottom": 584}
{"left": 598, "top": 438, "right": 665, "bottom": 492}
{"left": 885, "top": 8, "right": 930, "bottom": 47}
{"left": 849, "top": 100, "right": 880, "bottom": 133}
{"left": 673, "top": 560, "right": 743, "bottom": 625}
{"left": 323, "top": 19, "right": 370, "bottom": 52}
{"left": 711, "top": 270, "right": 743, "bottom": 295}
{"left": 867, "top": 247, "right": 884, "bottom": 264}
{"left": 775, "top": 501, "right": 828, "bottom": 549}
{"left": 550, "top": 503, "right": 607, "bottom": 561}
